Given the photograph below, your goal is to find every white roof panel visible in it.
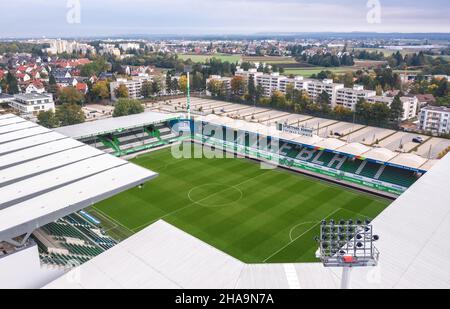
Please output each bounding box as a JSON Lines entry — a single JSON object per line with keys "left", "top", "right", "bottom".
{"left": 0, "top": 145, "right": 103, "bottom": 185}
{"left": 55, "top": 111, "right": 180, "bottom": 139}
{"left": 0, "top": 121, "right": 37, "bottom": 134}
{"left": 0, "top": 132, "right": 68, "bottom": 155}
{"left": 313, "top": 138, "right": 347, "bottom": 150}
{"left": 336, "top": 142, "right": 372, "bottom": 157}
{"left": 0, "top": 138, "right": 85, "bottom": 169}
{"left": 363, "top": 147, "right": 398, "bottom": 162}
{"left": 0, "top": 126, "right": 50, "bottom": 144}
{"left": 0, "top": 117, "right": 158, "bottom": 242}
{"left": 389, "top": 153, "right": 428, "bottom": 169}
{"left": 0, "top": 114, "right": 18, "bottom": 120}
{"left": 0, "top": 117, "right": 27, "bottom": 127}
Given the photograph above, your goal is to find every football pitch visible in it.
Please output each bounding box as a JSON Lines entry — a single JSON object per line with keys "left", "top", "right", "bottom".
{"left": 89, "top": 145, "right": 391, "bottom": 263}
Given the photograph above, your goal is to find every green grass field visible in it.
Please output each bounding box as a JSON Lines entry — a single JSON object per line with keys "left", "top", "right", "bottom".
{"left": 283, "top": 67, "right": 357, "bottom": 77}
{"left": 177, "top": 54, "right": 242, "bottom": 63}
{"left": 89, "top": 145, "right": 391, "bottom": 263}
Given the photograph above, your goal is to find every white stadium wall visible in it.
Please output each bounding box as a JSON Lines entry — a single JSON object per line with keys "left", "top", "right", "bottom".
{"left": 0, "top": 244, "right": 65, "bottom": 289}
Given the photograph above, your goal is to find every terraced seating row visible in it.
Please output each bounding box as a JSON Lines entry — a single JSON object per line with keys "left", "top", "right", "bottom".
{"left": 40, "top": 253, "right": 90, "bottom": 267}
{"left": 65, "top": 215, "right": 91, "bottom": 228}
{"left": 379, "top": 166, "right": 417, "bottom": 187}
{"left": 358, "top": 161, "right": 381, "bottom": 179}
{"left": 63, "top": 243, "right": 104, "bottom": 257}
{"left": 42, "top": 222, "right": 87, "bottom": 241}
{"left": 76, "top": 226, "right": 116, "bottom": 250}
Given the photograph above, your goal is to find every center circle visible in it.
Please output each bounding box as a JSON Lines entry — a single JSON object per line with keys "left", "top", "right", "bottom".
{"left": 188, "top": 183, "right": 243, "bottom": 207}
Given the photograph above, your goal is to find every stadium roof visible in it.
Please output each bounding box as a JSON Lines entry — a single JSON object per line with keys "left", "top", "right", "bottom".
{"left": 313, "top": 138, "right": 347, "bottom": 150}
{"left": 0, "top": 115, "right": 158, "bottom": 243}
{"left": 388, "top": 153, "right": 428, "bottom": 169}
{"left": 54, "top": 111, "right": 181, "bottom": 140}
{"left": 45, "top": 154, "right": 450, "bottom": 289}
{"left": 198, "top": 116, "right": 435, "bottom": 171}
{"left": 363, "top": 147, "right": 398, "bottom": 162}
{"left": 336, "top": 143, "right": 372, "bottom": 157}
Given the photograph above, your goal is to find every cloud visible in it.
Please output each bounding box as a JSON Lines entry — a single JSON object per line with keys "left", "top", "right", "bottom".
{"left": 1, "top": 0, "right": 449, "bottom": 37}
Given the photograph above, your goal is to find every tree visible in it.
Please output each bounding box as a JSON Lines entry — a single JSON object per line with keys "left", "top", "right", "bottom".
{"left": 171, "top": 78, "right": 179, "bottom": 93}
{"left": 92, "top": 81, "right": 110, "bottom": 101}
{"left": 247, "top": 74, "right": 256, "bottom": 101}
{"left": 230, "top": 76, "right": 246, "bottom": 97}
{"left": 179, "top": 75, "right": 188, "bottom": 93}
{"left": 113, "top": 99, "right": 144, "bottom": 117}
{"left": 5, "top": 72, "right": 19, "bottom": 94}
{"left": 389, "top": 95, "right": 404, "bottom": 124}
{"left": 56, "top": 104, "right": 85, "bottom": 126}
{"left": 165, "top": 72, "right": 172, "bottom": 94}
{"left": 37, "top": 110, "right": 59, "bottom": 128}
{"left": 207, "top": 80, "right": 222, "bottom": 97}
{"left": 141, "top": 81, "right": 153, "bottom": 98}
{"left": 318, "top": 91, "right": 331, "bottom": 107}
{"left": 48, "top": 73, "right": 59, "bottom": 94}
{"left": 115, "top": 84, "right": 129, "bottom": 99}
{"left": 355, "top": 98, "right": 372, "bottom": 123}
{"left": 371, "top": 103, "right": 391, "bottom": 125}
{"left": 151, "top": 77, "right": 162, "bottom": 95}
{"left": 58, "top": 86, "right": 85, "bottom": 105}
{"left": 270, "top": 90, "right": 287, "bottom": 109}
{"left": 80, "top": 57, "right": 110, "bottom": 77}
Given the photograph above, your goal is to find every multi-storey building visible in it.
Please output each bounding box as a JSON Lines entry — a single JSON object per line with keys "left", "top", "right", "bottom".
{"left": 110, "top": 78, "right": 147, "bottom": 101}
{"left": 255, "top": 73, "right": 288, "bottom": 97}
{"left": 335, "top": 85, "right": 376, "bottom": 110}
{"left": 367, "top": 96, "right": 418, "bottom": 121}
{"left": 305, "top": 79, "right": 344, "bottom": 106}
{"left": 420, "top": 106, "right": 450, "bottom": 134}
{"left": 8, "top": 93, "right": 55, "bottom": 116}
{"left": 206, "top": 75, "right": 232, "bottom": 96}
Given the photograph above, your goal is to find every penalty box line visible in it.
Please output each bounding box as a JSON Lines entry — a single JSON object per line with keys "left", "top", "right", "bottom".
{"left": 263, "top": 208, "right": 343, "bottom": 263}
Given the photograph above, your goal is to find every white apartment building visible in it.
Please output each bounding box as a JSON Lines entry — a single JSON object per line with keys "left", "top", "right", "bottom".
{"left": 367, "top": 96, "right": 418, "bottom": 121}
{"left": 110, "top": 78, "right": 144, "bottom": 101}
{"left": 9, "top": 93, "right": 55, "bottom": 116}
{"left": 119, "top": 43, "right": 141, "bottom": 51}
{"left": 99, "top": 44, "right": 121, "bottom": 57}
{"left": 306, "top": 79, "right": 344, "bottom": 106}
{"left": 279, "top": 76, "right": 309, "bottom": 93}
{"left": 255, "top": 73, "right": 288, "bottom": 97}
{"left": 336, "top": 85, "right": 376, "bottom": 110}
{"left": 419, "top": 106, "right": 450, "bottom": 134}
{"left": 206, "top": 75, "right": 232, "bottom": 96}
{"left": 41, "top": 39, "right": 95, "bottom": 55}
{"left": 110, "top": 76, "right": 159, "bottom": 101}
{"left": 235, "top": 68, "right": 263, "bottom": 83}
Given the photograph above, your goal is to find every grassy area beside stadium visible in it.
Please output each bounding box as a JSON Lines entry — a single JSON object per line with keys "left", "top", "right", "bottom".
{"left": 177, "top": 54, "right": 242, "bottom": 63}
{"left": 90, "top": 144, "right": 391, "bottom": 263}
{"left": 283, "top": 66, "right": 357, "bottom": 77}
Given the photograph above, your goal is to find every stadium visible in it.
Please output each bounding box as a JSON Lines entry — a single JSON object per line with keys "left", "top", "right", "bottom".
{"left": 0, "top": 98, "right": 449, "bottom": 289}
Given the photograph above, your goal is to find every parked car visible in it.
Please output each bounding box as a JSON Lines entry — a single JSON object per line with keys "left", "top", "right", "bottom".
{"left": 412, "top": 137, "right": 424, "bottom": 143}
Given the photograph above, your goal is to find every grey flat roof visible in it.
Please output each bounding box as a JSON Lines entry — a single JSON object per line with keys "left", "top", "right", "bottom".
{"left": 46, "top": 153, "right": 450, "bottom": 289}
{"left": 54, "top": 111, "right": 181, "bottom": 139}
{"left": 0, "top": 115, "right": 158, "bottom": 242}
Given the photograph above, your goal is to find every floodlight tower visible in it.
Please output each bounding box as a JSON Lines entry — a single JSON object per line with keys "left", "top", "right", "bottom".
{"left": 315, "top": 219, "right": 380, "bottom": 289}
{"left": 184, "top": 65, "right": 192, "bottom": 119}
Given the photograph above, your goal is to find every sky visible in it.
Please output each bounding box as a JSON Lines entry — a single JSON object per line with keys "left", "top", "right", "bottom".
{"left": 2, "top": 0, "right": 450, "bottom": 38}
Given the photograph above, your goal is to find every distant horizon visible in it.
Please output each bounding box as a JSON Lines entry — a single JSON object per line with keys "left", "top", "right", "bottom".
{"left": 3, "top": 0, "right": 450, "bottom": 38}
{"left": 2, "top": 31, "right": 450, "bottom": 41}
